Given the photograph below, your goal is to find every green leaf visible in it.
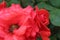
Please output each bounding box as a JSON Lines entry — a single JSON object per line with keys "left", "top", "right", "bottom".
{"left": 37, "top": 37, "right": 42, "bottom": 40}
{"left": 50, "top": 35, "right": 57, "bottom": 40}
{"left": 0, "top": 0, "right": 3, "bottom": 3}
{"left": 5, "top": 0, "right": 21, "bottom": 7}
{"left": 37, "top": 2, "right": 56, "bottom": 11}
{"left": 49, "top": 0, "right": 60, "bottom": 8}
{"left": 6, "top": 0, "right": 20, "bottom": 4}
{"left": 49, "top": 23, "right": 55, "bottom": 29}
{"left": 56, "top": 31, "right": 60, "bottom": 40}
{"left": 50, "top": 9, "right": 60, "bottom": 26}
{"left": 40, "top": 0, "right": 48, "bottom": 2}
{"left": 21, "top": 0, "right": 35, "bottom": 7}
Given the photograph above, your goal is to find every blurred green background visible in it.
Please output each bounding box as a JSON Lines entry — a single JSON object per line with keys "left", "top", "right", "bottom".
{"left": 0, "top": 0, "right": 60, "bottom": 40}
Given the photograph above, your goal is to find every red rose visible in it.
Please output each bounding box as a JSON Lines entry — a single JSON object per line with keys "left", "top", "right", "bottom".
{"left": 35, "top": 6, "right": 51, "bottom": 40}
{"left": 0, "top": 1, "right": 6, "bottom": 10}
{"left": 0, "top": 4, "right": 38, "bottom": 40}
{"left": 0, "top": 3, "right": 51, "bottom": 40}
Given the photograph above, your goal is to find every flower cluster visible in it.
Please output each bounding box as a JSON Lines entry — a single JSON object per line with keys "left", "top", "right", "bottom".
{"left": 0, "top": 1, "right": 51, "bottom": 40}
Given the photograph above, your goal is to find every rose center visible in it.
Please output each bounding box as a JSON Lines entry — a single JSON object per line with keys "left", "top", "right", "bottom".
{"left": 9, "top": 24, "right": 19, "bottom": 33}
